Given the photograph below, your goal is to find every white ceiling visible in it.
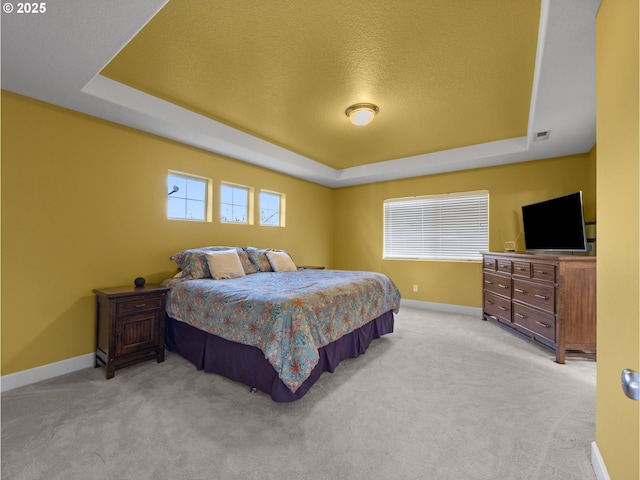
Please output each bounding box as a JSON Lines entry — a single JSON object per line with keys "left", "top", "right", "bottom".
{"left": 1, "top": 0, "right": 600, "bottom": 187}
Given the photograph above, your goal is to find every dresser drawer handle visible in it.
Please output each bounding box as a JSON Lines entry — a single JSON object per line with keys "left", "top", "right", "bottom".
{"left": 485, "top": 300, "right": 494, "bottom": 305}
{"left": 498, "top": 284, "right": 508, "bottom": 289}
{"left": 484, "top": 280, "right": 493, "bottom": 284}
{"left": 515, "top": 313, "right": 527, "bottom": 319}
{"left": 516, "top": 267, "right": 527, "bottom": 271}
{"left": 534, "top": 294, "right": 549, "bottom": 300}
{"left": 538, "top": 270, "right": 548, "bottom": 275}
{"left": 498, "top": 306, "right": 507, "bottom": 311}
{"left": 135, "top": 303, "right": 147, "bottom": 308}
{"left": 535, "top": 321, "right": 550, "bottom": 328}
{"left": 514, "top": 288, "right": 526, "bottom": 293}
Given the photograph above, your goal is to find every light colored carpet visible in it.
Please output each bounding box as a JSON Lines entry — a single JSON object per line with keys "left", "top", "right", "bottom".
{"left": 1, "top": 307, "right": 596, "bottom": 480}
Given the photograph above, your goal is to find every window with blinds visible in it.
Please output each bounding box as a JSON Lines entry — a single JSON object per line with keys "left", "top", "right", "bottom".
{"left": 383, "top": 190, "right": 489, "bottom": 261}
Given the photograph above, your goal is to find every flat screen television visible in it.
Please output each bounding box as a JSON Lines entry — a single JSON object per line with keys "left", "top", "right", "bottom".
{"left": 521, "top": 191, "right": 588, "bottom": 252}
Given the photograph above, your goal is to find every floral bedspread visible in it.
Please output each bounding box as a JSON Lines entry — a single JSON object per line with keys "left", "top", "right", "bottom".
{"left": 163, "top": 270, "right": 401, "bottom": 392}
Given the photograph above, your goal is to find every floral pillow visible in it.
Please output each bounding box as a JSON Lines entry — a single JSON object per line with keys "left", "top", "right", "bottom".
{"left": 245, "top": 246, "right": 274, "bottom": 272}
{"left": 235, "top": 248, "right": 259, "bottom": 274}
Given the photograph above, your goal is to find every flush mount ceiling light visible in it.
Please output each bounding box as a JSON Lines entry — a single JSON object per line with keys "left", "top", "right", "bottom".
{"left": 345, "top": 103, "right": 379, "bottom": 126}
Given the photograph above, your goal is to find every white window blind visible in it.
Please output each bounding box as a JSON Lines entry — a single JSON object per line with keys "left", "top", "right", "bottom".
{"left": 384, "top": 190, "right": 489, "bottom": 261}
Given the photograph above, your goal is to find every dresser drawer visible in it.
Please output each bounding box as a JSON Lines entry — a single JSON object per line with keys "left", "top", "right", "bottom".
{"left": 532, "top": 263, "right": 556, "bottom": 283}
{"left": 512, "top": 279, "right": 555, "bottom": 313}
{"left": 117, "top": 296, "right": 163, "bottom": 316}
{"left": 512, "top": 261, "right": 531, "bottom": 278}
{"left": 496, "top": 259, "right": 512, "bottom": 274}
{"left": 484, "top": 291, "right": 511, "bottom": 323}
{"left": 483, "top": 257, "right": 497, "bottom": 271}
{"left": 512, "top": 303, "right": 556, "bottom": 343}
{"left": 483, "top": 273, "right": 511, "bottom": 297}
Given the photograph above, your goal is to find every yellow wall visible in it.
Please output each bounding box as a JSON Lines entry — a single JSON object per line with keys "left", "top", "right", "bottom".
{"left": 595, "top": 0, "right": 640, "bottom": 478}
{"left": 333, "top": 152, "right": 596, "bottom": 307}
{"left": 0, "top": 91, "right": 334, "bottom": 375}
{"left": 1, "top": 89, "right": 598, "bottom": 379}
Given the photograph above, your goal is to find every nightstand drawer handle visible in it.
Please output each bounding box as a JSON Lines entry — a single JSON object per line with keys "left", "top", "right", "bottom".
{"left": 535, "top": 321, "right": 550, "bottom": 328}
{"left": 534, "top": 294, "right": 549, "bottom": 300}
{"left": 498, "top": 284, "right": 508, "bottom": 289}
{"left": 514, "top": 288, "right": 526, "bottom": 293}
{"left": 135, "top": 303, "right": 147, "bottom": 308}
{"left": 485, "top": 300, "right": 494, "bottom": 305}
{"left": 515, "top": 313, "right": 527, "bottom": 319}
{"left": 498, "top": 306, "right": 507, "bottom": 311}
{"left": 484, "top": 280, "right": 493, "bottom": 284}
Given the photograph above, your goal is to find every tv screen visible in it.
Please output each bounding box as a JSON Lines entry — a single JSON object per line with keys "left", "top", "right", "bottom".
{"left": 522, "top": 192, "right": 588, "bottom": 252}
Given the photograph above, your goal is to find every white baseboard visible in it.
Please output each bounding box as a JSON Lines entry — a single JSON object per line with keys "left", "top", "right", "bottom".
{"left": 0, "top": 301, "right": 483, "bottom": 393}
{"left": 400, "top": 299, "right": 483, "bottom": 318}
{"left": 591, "top": 441, "right": 611, "bottom": 480}
{"left": 1, "top": 353, "right": 95, "bottom": 393}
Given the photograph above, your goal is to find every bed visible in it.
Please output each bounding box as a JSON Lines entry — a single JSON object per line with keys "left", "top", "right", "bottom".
{"left": 162, "top": 246, "right": 401, "bottom": 402}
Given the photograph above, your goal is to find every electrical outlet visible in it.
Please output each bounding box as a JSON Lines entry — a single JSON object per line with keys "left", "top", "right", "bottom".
{"left": 413, "top": 285, "right": 418, "bottom": 292}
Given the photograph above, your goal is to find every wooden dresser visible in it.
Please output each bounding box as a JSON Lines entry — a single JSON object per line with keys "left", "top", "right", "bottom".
{"left": 482, "top": 252, "right": 596, "bottom": 363}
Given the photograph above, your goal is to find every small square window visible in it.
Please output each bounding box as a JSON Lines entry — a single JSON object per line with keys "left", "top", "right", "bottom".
{"left": 260, "top": 191, "right": 284, "bottom": 226}
{"left": 221, "top": 183, "right": 252, "bottom": 224}
{"left": 167, "top": 172, "right": 209, "bottom": 221}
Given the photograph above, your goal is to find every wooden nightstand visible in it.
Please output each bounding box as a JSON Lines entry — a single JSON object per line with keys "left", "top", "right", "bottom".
{"left": 93, "top": 284, "right": 169, "bottom": 379}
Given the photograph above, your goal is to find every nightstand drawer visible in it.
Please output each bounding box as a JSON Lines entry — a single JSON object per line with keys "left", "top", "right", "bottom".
{"left": 117, "top": 297, "right": 163, "bottom": 316}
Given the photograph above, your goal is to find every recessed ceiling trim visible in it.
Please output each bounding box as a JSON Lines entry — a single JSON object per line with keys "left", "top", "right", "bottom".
{"left": 81, "top": 75, "right": 338, "bottom": 185}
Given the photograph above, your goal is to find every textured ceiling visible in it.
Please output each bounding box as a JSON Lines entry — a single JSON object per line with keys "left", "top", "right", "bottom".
{"left": 101, "top": 0, "right": 540, "bottom": 170}
{"left": 1, "top": 0, "right": 599, "bottom": 187}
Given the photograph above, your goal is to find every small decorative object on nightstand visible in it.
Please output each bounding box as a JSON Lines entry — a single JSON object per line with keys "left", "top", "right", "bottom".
{"left": 93, "top": 284, "right": 169, "bottom": 379}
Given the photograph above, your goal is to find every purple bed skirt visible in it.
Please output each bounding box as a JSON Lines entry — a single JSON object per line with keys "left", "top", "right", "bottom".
{"left": 165, "top": 311, "right": 395, "bottom": 402}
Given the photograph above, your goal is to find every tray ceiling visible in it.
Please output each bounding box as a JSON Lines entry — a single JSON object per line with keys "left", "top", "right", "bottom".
{"left": 1, "top": 0, "right": 600, "bottom": 187}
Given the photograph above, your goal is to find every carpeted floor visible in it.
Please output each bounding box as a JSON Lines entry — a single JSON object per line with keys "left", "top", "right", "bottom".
{"left": 1, "top": 307, "right": 597, "bottom": 480}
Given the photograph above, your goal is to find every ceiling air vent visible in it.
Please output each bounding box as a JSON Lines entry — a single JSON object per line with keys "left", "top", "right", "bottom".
{"left": 533, "top": 130, "right": 551, "bottom": 142}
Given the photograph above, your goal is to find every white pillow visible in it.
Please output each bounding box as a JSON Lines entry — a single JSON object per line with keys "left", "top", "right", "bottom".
{"left": 205, "top": 249, "right": 246, "bottom": 280}
{"left": 265, "top": 251, "right": 297, "bottom": 272}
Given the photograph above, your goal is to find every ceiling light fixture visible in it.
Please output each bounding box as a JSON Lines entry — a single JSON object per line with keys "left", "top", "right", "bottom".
{"left": 345, "top": 103, "right": 379, "bottom": 126}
